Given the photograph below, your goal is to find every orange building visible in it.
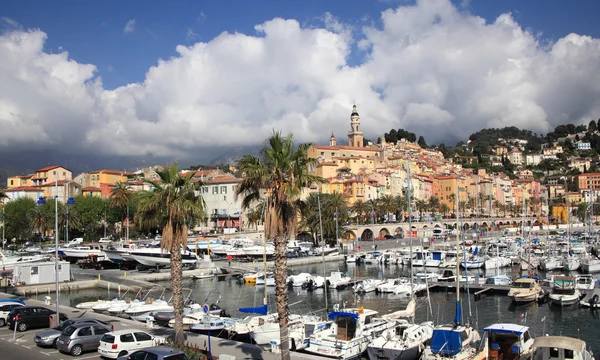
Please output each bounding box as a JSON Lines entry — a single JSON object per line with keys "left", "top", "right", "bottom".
{"left": 577, "top": 173, "right": 600, "bottom": 190}
{"left": 433, "top": 175, "right": 469, "bottom": 211}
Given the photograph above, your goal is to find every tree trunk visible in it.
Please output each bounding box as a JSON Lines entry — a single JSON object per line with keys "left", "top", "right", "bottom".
{"left": 274, "top": 234, "right": 290, "bottom": 360}
{"left": 170, "top": 241, "right": 185, "bottom": 345}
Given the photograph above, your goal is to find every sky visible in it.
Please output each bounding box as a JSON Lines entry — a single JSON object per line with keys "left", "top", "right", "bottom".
{"left": 1, "top": 0, "right": 600, "bottom": 170}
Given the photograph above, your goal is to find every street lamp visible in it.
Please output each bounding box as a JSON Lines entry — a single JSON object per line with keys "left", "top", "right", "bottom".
{"left": 65, "top": 197, "right": 75, "bottom": 244}
{"left": 1, "top": 206, "right": 5, "bottom": 251}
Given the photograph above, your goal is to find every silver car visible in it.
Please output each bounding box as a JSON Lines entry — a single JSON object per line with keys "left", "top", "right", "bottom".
{"left": 34, "top": 318, "right": 112, "bottom": 348}
{"left": 56, "top": 322, "right": 112, "bottom": 356}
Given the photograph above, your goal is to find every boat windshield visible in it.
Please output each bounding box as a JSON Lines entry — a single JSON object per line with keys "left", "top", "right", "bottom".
{"left": 336, "top": 316, "right": 357, "bottom": 341}
{"left": 514, "top": 282, "right": 533, "bottom": 289}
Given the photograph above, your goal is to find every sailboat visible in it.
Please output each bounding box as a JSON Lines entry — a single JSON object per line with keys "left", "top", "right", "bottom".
{"left": 421, "top": 177, "right": 481, "bottom": 360}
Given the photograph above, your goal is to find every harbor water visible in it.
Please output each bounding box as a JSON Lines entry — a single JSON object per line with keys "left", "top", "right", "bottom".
{"left": 42, "top": 260, "right": 600, "bottom": 355}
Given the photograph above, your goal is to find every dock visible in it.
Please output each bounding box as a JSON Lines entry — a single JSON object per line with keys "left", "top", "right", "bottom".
{"left": 427, "top": 282, "right": 513, "bottom": 301}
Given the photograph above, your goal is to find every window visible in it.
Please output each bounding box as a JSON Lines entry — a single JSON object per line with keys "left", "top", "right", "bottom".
{"left": 565, "top": 349, "right": 574, "bottom": 359}
{"left": 93, "top": 325, "right": 110, "bottom": 335}
{"left": 212, "top": 186, "right": 218, "bottom": 194}
{"left": 129, "top": 351, "right": 148, "bottom": 360}
{"left": 223, "top": 196, "right": 227, "bottom": 201}
{"left": 232, "top": 185, "right": 237, "bottom": 193}
{"left": 134, "top": 332, "right": 153, "bottom": 341}
{"left": 78, "top": 327, "right": 93, "bottom": 336}
{"left": 9, "top": 180, "right": 13, "bottom": 185}
{"left": 220, "top": 186, "right": 227, "bottom": 194}
{"left": 120, "top": 333, "right": 135, "bottom": 343}
{"left": 320, "top": 152, "right": 324, "bottom": 156}
{"left": 550, "top": 347, "right": 559, "bottom": 358}
{"left": 31, "top": 266, "right": 38, "bottom": 275}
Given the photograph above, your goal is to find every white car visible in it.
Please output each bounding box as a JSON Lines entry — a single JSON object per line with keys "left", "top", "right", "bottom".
{"left": 0, "top": 300, "right": 25, "bottom": 327}
{"left": 99, "top": 238, "right": 113, "bottom": 243}
{"left": 97, "top": 329, "right": 165, "bottom": 359}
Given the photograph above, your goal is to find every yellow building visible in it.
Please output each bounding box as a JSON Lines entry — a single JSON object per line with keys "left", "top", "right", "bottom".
{"left": 6, "top": 174, "right": 32, "bottom": 188}
{"left": 321, "top": 177, "right": 365, "bottom": 205}
{"left": 552, "top": 204, "right": 567, "bottom": 224}
{"left": 433, "top": 175, "right": 469, "bottom": 211}
{"left": 565, "top": 192, "right": 583, "bottom": 205}
{"left": 89, "top": 169, "right": 128, "bottom": 188}
{"left": 31, "top": 166, "right": 72, "bottom": 187}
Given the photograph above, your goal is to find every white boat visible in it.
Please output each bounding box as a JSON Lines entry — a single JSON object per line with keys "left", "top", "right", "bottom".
{"left": 305, "top": 307, "right": 396, "bottom": 359}
{"left": 229, "top": 313, "right": 278, "bottom": 337}
{"left": 459, "top": 275, "right": 486, "bottom": 285}
{"left": 476, "top": 323, "right": 535, "bottom": 360}
{"left": 486, "top": 275, "right": 513, "bottom": 286}
{"left": 380, "top": 251, "right": 401, "bottom": 265}
{"left": 62, "top": 246, "right": 106, "bottom": 260}
{"left": 250, "top": 315, "right": 329, "bottom": 351}
{"left": 377, "top": 279, "right": 403, "bottom": 293}
{"left": 564, "top": 256, "right": 581, "bottom": 271}
{"left": 125, "top": 298, "right": 173, "bottom": 321}
{"left": 327, "top": 271, "right": 352, "bottom": 289}
{"left": 549, "top": 276, "right": 581, "bottom": 307}
{"left": 438, "top": 270, "right": 457, "bottom": 282}
{"left": 211, "top": 237, "right": 253, "bottom": 256}
{"left": 367, "top": 320, "right": 434, "bottom": 360}
{"left": 77, "top": 287, "right": 141, "bottom": 310}
{"left": 189, "top": 316, "right": 240, "bottom": 336}
{"left": 580, "top": 258, "right": 600, "bottom": 273}
{"left": 460, "top": 257, "right": 484, "bottom": 269}
{"left": 354, "top": 279, "right": 384, "bottom": 293}
{"left": 439, "top": 251, "right": 458, "bottom": 268}
{"left": 302, "top": 275, "right": 325, "bottom": 290}
{"left": 412, "top": 250, "right": 429, "bottom": 267}
{"left": 129, "top": 247, "right": 199, "bottom": 267}
{"left": 575, "top": 274, "right": 596, "bottom": 290}
{"left": 421, "top": 323, "right": 480, "bottom": 360}
{"left": 346, "top": 254, "right": 358, "bottom": 263}
{"left": 255, "top": 272, "right": 274, "bottom": 286}
{"left": 484, "top": 256, "right": 511, "bottom": 269}
{"left": 288, "top": 273, "right": 312, "bottom": 287}
{"left": 541, "top": 257, "right": 564, "bottom": 271}
{"left": 393, "top": 281, "right": 426, "bottom": 296}
{"left": 530, "top": 336, "right": 594, "bottom": 360}
{"left": 425, "top": 251, "right": 445, "bottom": 267}
{"left": 0, "top": 250, "right": 49, "bottom": 270}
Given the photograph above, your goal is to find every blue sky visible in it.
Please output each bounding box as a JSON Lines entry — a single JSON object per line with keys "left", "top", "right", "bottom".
{"left": 3, "top": 0, "right": 600, "bottom": 89}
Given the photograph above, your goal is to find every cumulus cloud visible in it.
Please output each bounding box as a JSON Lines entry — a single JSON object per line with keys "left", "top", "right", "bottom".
{"left": 123, "top": 19, "right": 135, "bottom": 33}
{"left": 1, "top": 0, "right": 600, "bottom": 164}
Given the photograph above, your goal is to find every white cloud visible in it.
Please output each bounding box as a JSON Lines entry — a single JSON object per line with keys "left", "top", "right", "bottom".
{"left": 197, "top": 11, "right": 206, "bottom": 22}
{"left": 1, "top": 0, "right": 600, "bottom": 161}
{"left": 123, "top": 19, "right": 135, "bottom": 34}
{"left": 1, "top": 17, "right": 22, "bottom": 30}
{"left": 186, "top": 28, "right": 198, "bottom": 42}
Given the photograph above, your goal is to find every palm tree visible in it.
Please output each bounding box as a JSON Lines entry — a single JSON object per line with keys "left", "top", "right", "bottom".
{"left": 135, "top": 163, "right": 206, "bottom": 345}
{"left": 236, "top": 131, "right": 324, "bottom": 360}
{"left": 415, "top": 199, "right": 427, "bottom": 220}
{"left": 0, "top": 188, "right": 7, "bottom": 201}
{"left": 428, "top": 196, "right": 440, "bottom": 216}
{"left": 110, "top": 182, "right": 133, "bottom": 239}
{"left": 365, "top": 199, "right": 377, "bottom": 224}
{"left": 298, "top": 193, "right": 322, "bottom": 244}
{"left": 351, "top": 199, "right": 369, "bottom": 224}
{"left": 493, "top": 200, "right": 502, "bottom": 217}
{"left": 439, "top": 203, "right": 451, "bottom": 217}
{"left": 246, "top": 205, "right": 264, "bottom": 230}
{"left": 378, "top": 194, "right": 396, "bottom": 222}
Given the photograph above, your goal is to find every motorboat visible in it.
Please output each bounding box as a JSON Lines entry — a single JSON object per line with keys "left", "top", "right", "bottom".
{"left": 476, "top": 323, "right": 535, "bottom": 360}
{"left": 346, "top": 254, "right": 358, "bottom": 264}
{"left": 76, "top": 287, "right": 141, "bottom": 310}
{"left": 129, "top": 246, "right": 199, "bottom": 267}
{"left": 508, "top": 278, "right": 545, "bottom": 303}
{"left": 255, "top": 272, "right": 274, "bottom": 286}
{"left": 327, "top": 271, "right": 352, "bottom": 289}
{"left": 302, "top": 275, "right": 325, "bottom": 290}
{"left": 412, "top": 250, "right": 429, "bottom": 267}
{"left": 460, "top": 256, "right": 484, "bottom": 269}
{"left": 62, "top": 246, "right": 106, "bottom": 261}
{"left": 575, "top": 275, "right": 596, "bottom": 290}
{"left": 484, "top": 256, "right": 511, "bottom": 269}
{"left": 580, "top": 258, "right": 600, "bottom": 273}
{"left": 305, "top": 306, "right": 396, "bottom": 359}
{"left": 189, "top": 316, "right": 240, "bottom": 337}
{"left": 549, "top": 276, "right": 581, "bottom": 307}
{"left": 486, "top": 275, "right": 513, "bottom": 286}
{"left": 541, "top": 257, "right": 564, "bottom": 271}
{"left": 380, "top": 250, "right": 401, "bottom": 265}
{"left": 459, "top": 275, "right": 486, "bottom": 285}
{"left": 564, "top": 256, "right": 581, "bottom": 271}
{"left": 288, "top": 273, "right": 312, "bottom": 287}
{"left": 367, "top": 320, "right": 434, "bottom": 360}
{"left": 243, "top": 272, "right": 262, "bottom": 284}
{"left": 425, "top": 251, "right": 445, "bottom": 267}
{"left": 529, "top": 336, "right": 594, "bottom": 360}
{"left": 579, "top": 289, "right": 600, "bottom": 309}
{"left": 438, "top": 270, "right": 457, "bottom": 282}
{"left": 225, "top": 239, "right": 274, "bottom": 258}
{"left": 229, "top": 313, "right": 278, "bottom": 341}
{"left": 211, "top": 237, "right": 253, "bottom": 256}
{"left": 0, "top": 250, "right": 50, "bottom": 271}
{"left": 376, "top": 279, "right": 403, "bottom": 293}
{"left": 250, "top": 314, "right": 329, "bottom": 351}
{"left": 439, "top": 251, "right": 458, "bottom": 268}
{"left": 354, "top": 279, "right": 384, "bottom": 294}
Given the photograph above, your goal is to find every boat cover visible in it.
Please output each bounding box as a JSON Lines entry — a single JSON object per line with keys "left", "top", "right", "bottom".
{"left": 327, "top": 311, "right": 359, "bottom": 321}
{"left": 429, "top": 328, "right": 463, "bottom": 356}
{"left": 239, "top": 304, "right": 268, "bottom": 315}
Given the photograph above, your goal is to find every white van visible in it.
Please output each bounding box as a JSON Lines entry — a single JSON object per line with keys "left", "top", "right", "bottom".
{"left": 0, "top": 300, "right": 25, "bottom": 327}
{"left": 67, "top": 238, "right": 84, "bottom": 246}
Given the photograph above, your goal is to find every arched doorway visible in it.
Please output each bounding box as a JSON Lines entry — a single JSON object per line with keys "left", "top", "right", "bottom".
{"left": 360, "top": 229, "right": 374, "bottom": 241}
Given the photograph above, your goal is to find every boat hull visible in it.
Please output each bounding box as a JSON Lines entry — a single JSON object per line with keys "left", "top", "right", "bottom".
{"left": 367, "top": 344, "right": 421, "bottom": 360}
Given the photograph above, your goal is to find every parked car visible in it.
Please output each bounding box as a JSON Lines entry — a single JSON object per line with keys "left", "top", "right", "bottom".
{"left": 117, "top": 347, "right": 189, "bottom": 360}
{"left": 98, "top": 329, "right": 166, "bottom": 359}
{"left": 56, "top": 322, "right": 112, "bottom": 356}
{"left": 7, "top": 306, "right": 68, "bottom": 331}
{"left": 0, "top": 299, "right": 25, "bottom": 327}
{"left": 99, "top": 238, "right": 113, "bottom": 244}
{"left": 35, "top": 317, "right": 112, "bottom": 348}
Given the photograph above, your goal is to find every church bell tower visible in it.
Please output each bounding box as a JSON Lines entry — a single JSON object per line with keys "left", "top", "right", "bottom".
{"left": 348, "top": 104, "right": 364, "bottom": 147}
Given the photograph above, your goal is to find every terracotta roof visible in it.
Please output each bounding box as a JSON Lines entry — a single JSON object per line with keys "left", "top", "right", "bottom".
{"left": 318, "top": 161, "right": 338, "bottom": 166}
{"left": 39, "top": 180, "right": 70, "bottom": 187}
{"left": 5, "top": 186, "right": 42, "bottom": 192}
{"left": 313, "top": 145, "right": 377, "bottom": 152}
{"left": 92, "top": 169, "right": 125, "bottom": 175}
{"left": 82, "top": 186, "right": 101, "bottom": 191}
{"left": 36, "top": 165, "right": 70, "bottom": 172}
{"left": 204, "top": 175, "right": 242, "bottom": 184}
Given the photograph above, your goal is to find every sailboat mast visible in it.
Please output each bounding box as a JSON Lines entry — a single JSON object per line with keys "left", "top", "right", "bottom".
{"left": 454, "top": 175, "right": 461, "bottom": 326}
{"left": 407, "top": 160, "right": 414, "bottom": 300}
{"left": 318, "top": 195, "right": 328, "bottom": 312}
{"left": 263, "top": 227, "right": 267, "bottom": 306}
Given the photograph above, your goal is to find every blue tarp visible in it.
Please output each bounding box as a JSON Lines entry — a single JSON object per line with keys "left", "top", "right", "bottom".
{"left": 239, "top": 304, "right": 268, "bottom": 315}
{"left": 432, "top": 252, "right": 443, "bottom": 260}
{"left": 473, "top": 246, "right": 479, "bottom": 256}
{"left": 430, "top": 328, "right": 463, "bottom": 356}
{"left": 328, "top": 311, "right": 359, "bottom": 321}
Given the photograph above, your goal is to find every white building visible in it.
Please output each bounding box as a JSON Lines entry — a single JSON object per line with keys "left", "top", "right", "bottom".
{"left": 525, "top": 154, "right": 542, "bottom": 166}
{"left": 197, "top": 174, "right": 244, "bottom": 232}
{"left": 577, "top": 142, "right": 591, "bottom": 150}
{"left": 508, "top": 149, "right": 523, "bottom": 165}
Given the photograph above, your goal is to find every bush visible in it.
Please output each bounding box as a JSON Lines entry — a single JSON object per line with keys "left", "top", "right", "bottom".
{"left": 163, "top": 340, "right": 214, "bottom": 360}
